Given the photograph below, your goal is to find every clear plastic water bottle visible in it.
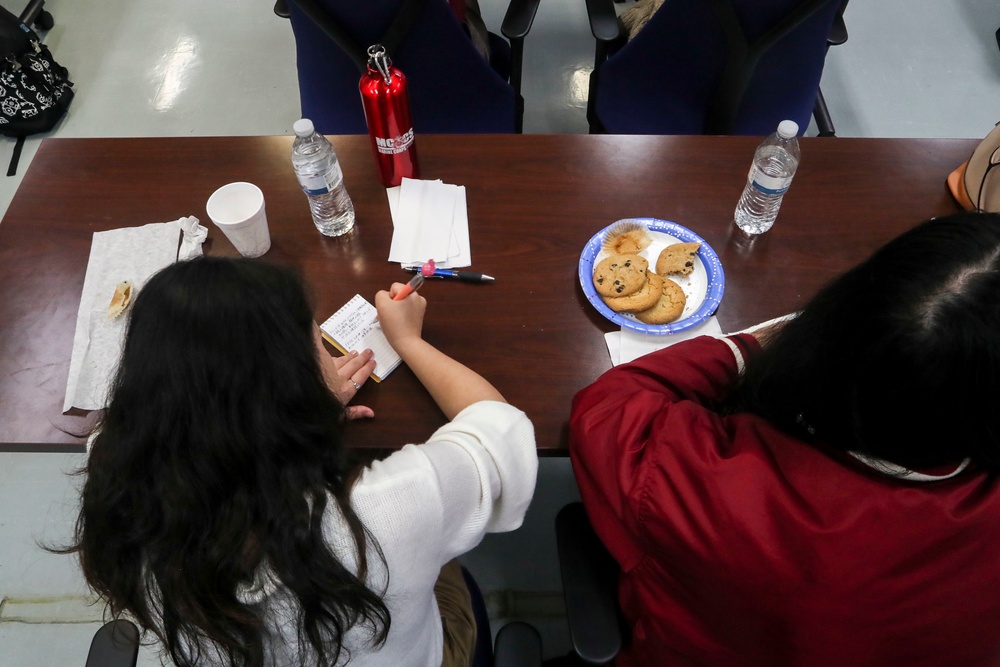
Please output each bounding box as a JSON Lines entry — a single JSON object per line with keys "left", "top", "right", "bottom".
{"left": 291, "top": 118, "right": 356, "bottom": 237}
{"left": 734, "top": 119, "right": 801, "bottom": 235}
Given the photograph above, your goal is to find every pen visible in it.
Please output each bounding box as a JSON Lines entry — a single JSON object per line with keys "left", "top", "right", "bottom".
{"left": 393, "top": 273, "right": 425, "bottom": 300}
{"left": 405, "top": 267, "right": 495, "bottom": 283}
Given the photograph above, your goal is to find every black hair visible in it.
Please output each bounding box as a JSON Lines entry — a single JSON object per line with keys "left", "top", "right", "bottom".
{"left": 725, "top": 212, "right": 1000, "bottom": 472}
{"left": 63, "top": 256, "right": 388, "bottom": 666}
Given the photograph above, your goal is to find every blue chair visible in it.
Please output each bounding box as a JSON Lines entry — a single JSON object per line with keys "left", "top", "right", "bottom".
{"left": 585, "top": 0, "right": 846, "bottom": 136}
{"left": 276, "top": 0, "right": 540, "bottom": 134}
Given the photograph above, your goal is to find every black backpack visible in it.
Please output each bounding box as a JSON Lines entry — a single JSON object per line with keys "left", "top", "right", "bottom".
{"left": 0, "top": 4, "right": 72, "bottom": 175}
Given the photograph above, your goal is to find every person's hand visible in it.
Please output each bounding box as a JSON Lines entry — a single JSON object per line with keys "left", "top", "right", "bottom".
{"left": 375, "top": 284, "right": 506, "bottom": 419}
{"left": 313, "top": 325, "right": 376, "bottom": 419}
{"left": 375, "top": 283, "right": 427, "bottom": 350}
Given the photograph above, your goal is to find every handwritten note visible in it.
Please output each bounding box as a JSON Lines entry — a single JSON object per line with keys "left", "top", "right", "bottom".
{"left": 319, "top": 295, "right": 402, "bottom": 382}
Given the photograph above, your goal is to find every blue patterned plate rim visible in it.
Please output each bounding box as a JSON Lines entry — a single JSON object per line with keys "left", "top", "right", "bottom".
{"left": 578, "top": 218, "right": 726, "bottom": 336}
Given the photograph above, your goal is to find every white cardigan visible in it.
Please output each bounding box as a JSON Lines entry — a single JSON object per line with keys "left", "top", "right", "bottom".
{"left": 241, "top": 400, "right": 538, "bottom": 666}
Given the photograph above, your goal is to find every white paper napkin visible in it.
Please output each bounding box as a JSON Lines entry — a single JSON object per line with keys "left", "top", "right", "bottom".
{"left": 386, "top": 178, "right": 471, "bottom": 268}
{"left": 176, "top": 214, "right": 208, "bottom": 259}
{"left": 604, "top": 317, "right": 724, "bottom": 366}
{"left": 63, "top": 216, "right": 207, "bottom": 411}
{"left": 602, "top": 312, "right": 802, "bottom": 366}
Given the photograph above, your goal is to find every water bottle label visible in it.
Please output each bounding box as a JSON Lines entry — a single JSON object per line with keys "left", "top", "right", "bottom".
{"left": 297, "top": 173, "right": 331, "bottom": 196}
{"left": 748, "top": 165, "right": 791, "bottom": 195}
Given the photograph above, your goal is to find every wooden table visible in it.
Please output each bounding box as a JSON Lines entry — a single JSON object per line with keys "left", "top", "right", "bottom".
{"left": 0, "top": 135, "right": 974, "bottom": 454}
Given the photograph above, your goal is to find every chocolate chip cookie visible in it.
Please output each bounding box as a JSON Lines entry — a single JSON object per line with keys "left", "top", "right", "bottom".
{"left": 602, "top": 271, "right": 663, "bottom": 313}
{"left": 655, "top": 242, "right": 701, "bottom": 277}
{"left": 593, "top": 254, "right": 649, "bottom": 297}
{"left": 634, "top": 275, "right": 687, "bottom": 324}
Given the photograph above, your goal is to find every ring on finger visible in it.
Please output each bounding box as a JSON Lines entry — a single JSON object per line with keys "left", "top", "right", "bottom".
{"left": 351, "top": 380, "right": 362, "bottom": 391}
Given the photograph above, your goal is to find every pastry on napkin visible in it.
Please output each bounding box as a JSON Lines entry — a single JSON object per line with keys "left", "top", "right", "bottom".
{"left": 63, "top": 216, "right": 207, "bottom": 412}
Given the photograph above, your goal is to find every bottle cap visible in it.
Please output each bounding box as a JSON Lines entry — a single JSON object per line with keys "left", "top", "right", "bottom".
{"left": 293, "top": 119, "right": 315, "bottom": 138}
{"left": 777, "top": 120, "right": 799, "bottom": 139}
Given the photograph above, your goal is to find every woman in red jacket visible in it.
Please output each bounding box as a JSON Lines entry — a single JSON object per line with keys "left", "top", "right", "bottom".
{"left": 570, "top": 212, "right": 1000, "bottom": 666}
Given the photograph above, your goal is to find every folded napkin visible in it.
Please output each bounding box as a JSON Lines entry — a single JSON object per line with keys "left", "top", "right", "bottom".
{"left": 63, "top": 216, "right": 207, "bottom": 412}
{"left": 603, "top": 312, "right": 802, "bottom": 366}
{"left": 605, "top": 317, "right": 723, "bottom": 366}
{"left": 386, "top": 178, "right": 471, "bottom": 268}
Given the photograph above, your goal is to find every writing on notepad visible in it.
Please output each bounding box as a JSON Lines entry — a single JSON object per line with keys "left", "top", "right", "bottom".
{"left": 319, "top": 295, "right": 402, "bottom": 382}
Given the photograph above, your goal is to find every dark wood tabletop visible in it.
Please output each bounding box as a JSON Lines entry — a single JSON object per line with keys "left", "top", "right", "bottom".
{"left": 0, "top": 134, "right": 975, "bottom": 454}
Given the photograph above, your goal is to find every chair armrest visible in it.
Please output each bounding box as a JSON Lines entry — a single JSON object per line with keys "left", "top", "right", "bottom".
{"left": 827, "top": 1, "right": 848, "bottom": 46}
{"left": 274, "top": 0, "right": 290, "bottom": 19}
{"left": 556, "top": 502, "right": 622, "bottom": 666}
{"left": 501, "top": 0, "right": 540, "bottom": 41}
{"left": 493, "top": 621, "right": 543, "bottom": 667}
{"left": 501, "top": 0, "right": 540, "bottom": 131}
{"left": 85, "top": 620, "right": 140, "bottom": 667}
{"left": 584, "top": 0, "right": 621, "bottom": 43}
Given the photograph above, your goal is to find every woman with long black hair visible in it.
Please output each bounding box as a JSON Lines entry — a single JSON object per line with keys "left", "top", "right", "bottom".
{"left": 66, "top": 256, "right": 537, "bottom": 666}
{"left": 571, "top": 212, "right": 1000, "bottom": 666}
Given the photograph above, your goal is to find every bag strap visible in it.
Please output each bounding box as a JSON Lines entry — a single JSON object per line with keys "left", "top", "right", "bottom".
{"left": 286, "top": 0, "right": 428, "bottom": 73}
{"left": 7, "top": 135, "right": 25, "bottom": 176}
{"left": 380, "top": 0, "right": 427, "bottom": 60}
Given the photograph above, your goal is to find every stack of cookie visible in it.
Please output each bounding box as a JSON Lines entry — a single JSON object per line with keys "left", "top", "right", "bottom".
{"left": 592, "top": 241, "right": 700, "bottom": 325}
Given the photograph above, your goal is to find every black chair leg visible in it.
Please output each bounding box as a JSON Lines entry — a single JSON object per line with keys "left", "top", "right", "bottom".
{"left": 813, "top": 87, "right": 836, "bottom": 137}
{"left": 19, "top": 0, "right": 47, "bottom": 27}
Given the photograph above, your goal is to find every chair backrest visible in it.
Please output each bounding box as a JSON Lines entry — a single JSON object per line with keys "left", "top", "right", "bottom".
{"left": 593, "top": 0, "right": 843, "bottom": 135}
{"left": 286, "top": 0, "right": 517, "bottom": 134}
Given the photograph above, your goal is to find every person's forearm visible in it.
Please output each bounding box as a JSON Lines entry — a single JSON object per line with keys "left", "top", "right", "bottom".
{"left": 393, "top": 338, "right": 505, "bottom": 420}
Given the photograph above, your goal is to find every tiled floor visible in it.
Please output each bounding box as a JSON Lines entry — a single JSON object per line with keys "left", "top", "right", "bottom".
{"left": 2, "top": 0, "right": 999, "bottom": 664}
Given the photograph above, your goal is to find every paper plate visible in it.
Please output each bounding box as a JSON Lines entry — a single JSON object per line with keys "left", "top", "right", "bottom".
{"left": 578, "top": 218, "right": 725, "bottom": 335}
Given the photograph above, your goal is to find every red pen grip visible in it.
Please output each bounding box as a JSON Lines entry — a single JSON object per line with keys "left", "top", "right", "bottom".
{"left": 393, "top": 273, "right": 425, "bottom": 300}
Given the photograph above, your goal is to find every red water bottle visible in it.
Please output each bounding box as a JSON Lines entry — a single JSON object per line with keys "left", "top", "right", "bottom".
{"left": 359, "top": 45, "right": 420, "bottom": 187}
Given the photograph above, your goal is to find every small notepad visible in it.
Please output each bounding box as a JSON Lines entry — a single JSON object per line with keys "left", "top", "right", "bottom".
{"left": 319, "top": 295, "right": 402, "bottom": 382}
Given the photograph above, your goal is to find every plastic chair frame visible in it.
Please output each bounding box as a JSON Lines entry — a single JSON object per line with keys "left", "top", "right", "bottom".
{"left": 556, "top": 502, "right": 623, "bottom": 666}
{"left": 85, "top": 620, "right": 140, "bottom": 667}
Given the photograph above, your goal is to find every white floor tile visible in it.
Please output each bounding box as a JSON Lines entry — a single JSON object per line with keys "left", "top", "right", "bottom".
{"left": 0, "top": 454, "right": 88, "bottom": 599}
{"left": 821, "top": 0, "right": 1000, "bottom": 139}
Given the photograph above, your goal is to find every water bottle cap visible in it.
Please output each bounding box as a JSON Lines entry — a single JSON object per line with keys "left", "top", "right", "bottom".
{"left": 777, "top": 120, "right": 799, "bottom": 139}
{"left": 293, "top": 119, "right": 315, "bottom": 138}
